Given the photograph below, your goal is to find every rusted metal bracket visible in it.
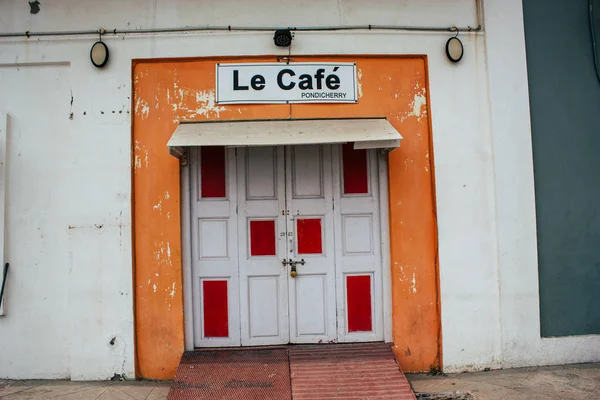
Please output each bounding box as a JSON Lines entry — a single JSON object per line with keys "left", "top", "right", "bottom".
{"left": 169, "top": 146, "right": 188, "bottom": 165}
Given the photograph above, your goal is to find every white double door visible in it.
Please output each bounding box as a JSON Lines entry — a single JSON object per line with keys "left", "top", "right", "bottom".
{"left": 191, "top": 144, "right": 384, "bottom": 347}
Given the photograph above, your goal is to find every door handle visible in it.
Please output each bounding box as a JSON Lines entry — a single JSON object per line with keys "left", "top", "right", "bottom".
{"left": 282, "top": 259, "right": 305, "bottom": 267}
{"left": 288, "top": 259, "right": 305, "bottom": 278}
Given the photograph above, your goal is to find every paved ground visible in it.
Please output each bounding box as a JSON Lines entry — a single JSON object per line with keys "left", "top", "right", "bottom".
{"left": 407, "top": 363, "right": 600, "bottom": 400}
{"left": 2, "top": 363, "right": 598, "bottom": 399}
{"left": 0, "top": 380, "right": 171, "bottom": 400}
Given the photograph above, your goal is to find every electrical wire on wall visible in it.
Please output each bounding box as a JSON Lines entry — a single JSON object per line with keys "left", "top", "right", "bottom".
{"left": 590, "top": 0, "right": 600, "bottom": 84}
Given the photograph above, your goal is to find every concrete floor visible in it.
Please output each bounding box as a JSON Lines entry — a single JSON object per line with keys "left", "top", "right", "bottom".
{"left": 1, "top": 363, "right": 599, "bottom": 399}
{"left": 407, "top": 363, "right": 600, "bottom": 400}
{"left": 0, "top": 380, "right": 171, "bottom": 400}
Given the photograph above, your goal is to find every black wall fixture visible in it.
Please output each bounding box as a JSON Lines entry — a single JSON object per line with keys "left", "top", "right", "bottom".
{"left": 273, "top": 29, "right": 292, "bottom": 47}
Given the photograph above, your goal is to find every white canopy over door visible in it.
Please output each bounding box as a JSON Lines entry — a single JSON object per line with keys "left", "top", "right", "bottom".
{"left": 167, "top": 118, "right": 402, "bottom": 160}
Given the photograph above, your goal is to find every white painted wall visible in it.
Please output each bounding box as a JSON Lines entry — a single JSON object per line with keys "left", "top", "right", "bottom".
{"left": 0, "top": 0, "right": 597, "bottom": 379}
{"left": 483, "top": 0, "right": 600, "bottom": 370}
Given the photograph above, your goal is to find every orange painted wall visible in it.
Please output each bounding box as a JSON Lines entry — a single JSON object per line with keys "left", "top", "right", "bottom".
{"left": 133, "top": 56, "right": 440, "bottom": 379}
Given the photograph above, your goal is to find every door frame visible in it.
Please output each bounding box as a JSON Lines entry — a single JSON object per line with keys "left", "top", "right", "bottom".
{"left": 181, "top": 145, "right": 393, "bottom": 350}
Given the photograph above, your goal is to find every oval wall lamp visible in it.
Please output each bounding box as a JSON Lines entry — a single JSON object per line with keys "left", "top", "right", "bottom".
{"left": 446, "top": 28, "right": 464, "bottom": 63}
{"left": 90, "top": 28, "right": 109, "bottom": 68}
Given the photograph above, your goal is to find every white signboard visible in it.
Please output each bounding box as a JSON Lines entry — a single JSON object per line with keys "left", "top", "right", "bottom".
{"left": 216, "top": 62, "right": 357, "bottom": 104}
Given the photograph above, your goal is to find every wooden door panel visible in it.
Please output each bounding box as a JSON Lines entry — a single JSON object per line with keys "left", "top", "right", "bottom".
{"left": 190, "top": 144, "right": 384, "bottom": 347}
{"left": 287, "top": 145, "right": 337, "bottom": 344}
{"left": 191, "top": 148, "right": 240, "bottom": 347}
{"left": 238, "top": 147, "right": 289, "bottom": 346}
{"left": 333, "top": 146, "right": 384, "bottom": 343}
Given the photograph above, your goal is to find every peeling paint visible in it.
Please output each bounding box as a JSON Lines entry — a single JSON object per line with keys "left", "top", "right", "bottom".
{"left": 356, "top": 69, "right": 364, "bottom": 98}
{"left": 168, "top": 87, "right": 227, "bottom": 119}
{"left": 133, "top": 140, "right": 149, "bottom": 170}
{"left": 411, "top": 273, "right": 417, "bottom": 294}
{"left": 397, "top": 264, "right": 409, "bottom": 283}
{"left": 411, "top": 95, "right": 427, "bottom": 118}
{"left": 194, "top": 90, "right": 226, "bottom": 117}
{"left": 400, "top": 93, "right": 427, "bottom": 123}
{"left": 134, "top": 97, "right": 150, "bottom": 120}
{"left": 400, "top": 83, "right": 428, "bottom": 123}
{"left": 154, "top": 241, "right": 173, "bottom": 268}
{"left": 134, "top": 155, "right": 142, "bottom": 169}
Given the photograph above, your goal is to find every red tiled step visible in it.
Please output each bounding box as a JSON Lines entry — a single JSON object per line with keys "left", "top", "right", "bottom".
{"left": 168, "top": 348, "right": 291, "bottom": 400}
{"left": 289, "top": 343, "right": 416, "bottom": 400}
{"left": 168, "top": 343, "right": 416, "bottom": 400}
